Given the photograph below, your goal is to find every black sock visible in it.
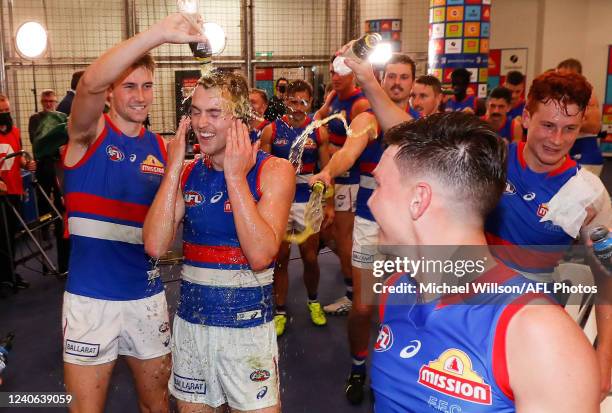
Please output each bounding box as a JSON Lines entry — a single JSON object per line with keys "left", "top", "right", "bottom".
{"left": 345, "top": 278, "right": 353, "bottom": 300}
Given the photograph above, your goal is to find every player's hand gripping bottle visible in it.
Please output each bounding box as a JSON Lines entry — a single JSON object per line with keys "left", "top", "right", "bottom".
{"left": 333, "top": 33, "right": 382, "bottom": 76}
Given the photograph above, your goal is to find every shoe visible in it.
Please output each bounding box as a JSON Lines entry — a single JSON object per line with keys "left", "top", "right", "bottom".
{"left": 323, "top": 295, "right": 352, "bottom": 315}
{"left": 274, "top": 313, "right": 287, "bottom": 337}
{"left": 307, "top": 301, "right": 327, "bottom": 326}
{"left": 345, "top": 372, "right": 366, "bottom": 405}
{"left": 14, "top": 277, "right": 29, "bottom": 289}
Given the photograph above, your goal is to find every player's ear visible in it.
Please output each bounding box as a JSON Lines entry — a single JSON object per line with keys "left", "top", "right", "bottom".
{"left": 409, "top": 182, "right": 431, "bottom": 220}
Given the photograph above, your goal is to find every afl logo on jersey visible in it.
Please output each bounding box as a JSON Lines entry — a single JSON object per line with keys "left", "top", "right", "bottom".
{"left": 374, "top": 324, "right": 393, "bottom": 352}
{"left": 184, "top": 191, "right": 204, "bottom": 206}
{"left": 106, "top": 145, "right": 124, "bottom": 162}
{"left": 273, "top": 138, "right": 289, "bottom": 146}
{"left": 504, "top": 181, "right": 516, "bottom": 195}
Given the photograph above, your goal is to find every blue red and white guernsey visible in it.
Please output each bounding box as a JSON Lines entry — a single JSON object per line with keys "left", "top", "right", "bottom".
{"left": 270, "top": 115, "right": 321, "bottom": 203}
{"left": 444, "top": 95, "right": 478, "bottom": 113}
{"left": 327, "top": 88, "right": 369, "bottom": 185}
{"left": 485, "top": 142, "right": 579, "bottom": 274}
{"left": 249, "top": 119, "right": 270, "bottom": 143}
{"left": 63, "top": 113, "right": 166, "bottom": 300}
{"left": 481, "top": 115, "right": 514, "bottom": 143}
{"left": 407, "top": 104, "right": 421, "bottom": 120}
{"left": 372, "top": 266, "right": 547, "bottom": 413}
{"left": 506, "top": 100, "right": 525, "bottom": 122}
{"left": 356, "top": 126, "right": 384, "bottom": 222}
{"left": 570, "top": 135, "right": 604, "bottom": 167}
{"left": 178, "top": 151, "right": 275, "bottom": 328}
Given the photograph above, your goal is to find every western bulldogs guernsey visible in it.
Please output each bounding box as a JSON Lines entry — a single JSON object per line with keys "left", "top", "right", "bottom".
{"left": 485, "top": 142, "right": 578, "bottom": 274}
{"left": 356, "top": 128, "right": 384, "bottom": 222}
{"left": 481, "top": 116, "right": 514, "bottom": 143}
{"left": 270, "top": 116, "right": 320, "bottom": 203}
{"left": 372, "top": 266, "right": 542, "bottom": 413}
{"left": 506, "top": 101, "right": 525, "bottom": 122}
{"left": 249, "top": 119, "right": 270, "bottom": 143}
{"left": 570, "top": 135, "right": 604, "bottom": 166}
{"left": 63, "top": 114, "right": 166, "bottom": 300}
{"left": 445, "top": 95, "right": 477, "bottom": 112}
{"left": 178, "top": 151, "right": 275, "bottom": 328}
{"left": 327, "top": 88, "right": 368, "bottom": 184}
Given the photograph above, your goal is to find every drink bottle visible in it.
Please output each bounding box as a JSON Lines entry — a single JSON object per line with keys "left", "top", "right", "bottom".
{"left": 303, "top": 182, "right": 326, "bottom": 234}
{"left": 333, "top": 33, "right": 382, "bottom": 76}
{"left": 590, "top": 226, "right": 612, "bottom": 272}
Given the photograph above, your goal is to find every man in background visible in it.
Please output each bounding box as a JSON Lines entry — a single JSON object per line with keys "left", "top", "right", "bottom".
{"left": 57, "top": 70, "right": 85, "bottom": 116}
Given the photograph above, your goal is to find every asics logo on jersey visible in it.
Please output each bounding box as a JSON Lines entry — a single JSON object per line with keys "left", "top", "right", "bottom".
{"left": 523, "top": 192, "right": 536, "bottom": 201}
{"left": 106, "top": 145, "right": 125, "bottom": 161}
{"left": 210, "top": 191, "right": 224, "bottom": 204}
{"left": 399, "top": 340, "right": 421, "bottom": 359}
{"left": 184, "top": 191, "right": 204, "bottom": 206}
{"left": 504, "top": 181, "right": 516, "bottom": 195}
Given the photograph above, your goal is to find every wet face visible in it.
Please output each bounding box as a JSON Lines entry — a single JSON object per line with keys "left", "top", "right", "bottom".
{"left": 486, "top": 98, "right": 510, "bottom": 124}
{"left": 503, "top": 82, "right": 524, "bottom": 107}
{"left": 285, "top": 90, "right": 312, "bottom": 123}
{"left": 109, "top": 66, "right": 154, "bottom": 124}
{"left": 410, "top": 83, "right": 441, "bottom": 117}
{"left": 329, "top": 64, "right": 355, "bottom": 92}
{"left": 41, "top": 94, "right": 58, "bottom": 112}
{"left": 249, "top": 92, "right": 267, "bottom": 117}
{"left": 190, "top": 86, "right": 234, "bottom": 159}
{"left": 523, "top": 100, "right": 583, "bottom": 172}
{"left": 382, "top": 63, "right": 414, "bottom": 104}
{"left": 368, "top": 146, "right": 415, "bottom": 246}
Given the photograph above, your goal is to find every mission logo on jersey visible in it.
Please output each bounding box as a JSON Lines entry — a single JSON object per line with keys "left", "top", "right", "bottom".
{"left": 140, "top": 154, "right": 164, "bottom": 175}
{"left": 418, "top": 349, "right": 492, "bottom": 405}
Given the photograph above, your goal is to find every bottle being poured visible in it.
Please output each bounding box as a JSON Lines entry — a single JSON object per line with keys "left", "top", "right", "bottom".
{"left": 285, "top": 182, "right": 333, "bottom": 244}
{"left": 177, "top": 0, "right": 227, "bottom": 77}
{"left": 333, "top": 33, "right": 382, "bottom": 76}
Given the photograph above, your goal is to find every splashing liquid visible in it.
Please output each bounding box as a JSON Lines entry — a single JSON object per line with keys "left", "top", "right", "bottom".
{"left": 288, "top": 113, "right": 377, "bottom": 174}
{"left": 285, "top": 182, "right": 333, "bottom": 244}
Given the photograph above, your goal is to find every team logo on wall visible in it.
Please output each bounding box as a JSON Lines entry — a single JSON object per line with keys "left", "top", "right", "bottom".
{"left": 140, "top": 154, "right": 164, "bottom": 175}
{"left": 418, "top": 349, "right": 492, "bottom": 405}
{"left": 106, "top": 145, "right": 125, "bottom": 162}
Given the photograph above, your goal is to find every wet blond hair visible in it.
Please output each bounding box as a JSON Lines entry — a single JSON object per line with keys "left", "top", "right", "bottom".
{"left": 198, "top": 69, "right": 250, "bottom": 122}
